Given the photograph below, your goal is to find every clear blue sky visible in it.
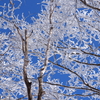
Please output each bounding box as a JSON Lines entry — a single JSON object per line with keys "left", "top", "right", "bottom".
{"left": 0, "top": 0, "right": 43, "bottom": 21}
{"left": 20, "top": 0, "right": 42, "bottom": 17}
{"left": 18, "top": 0, "right": 43, "bottom": 22}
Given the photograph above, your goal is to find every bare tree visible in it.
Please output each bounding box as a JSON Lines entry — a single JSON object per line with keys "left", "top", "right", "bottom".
{"left": 0, "top": 0, "right": 100, "bottom": 100}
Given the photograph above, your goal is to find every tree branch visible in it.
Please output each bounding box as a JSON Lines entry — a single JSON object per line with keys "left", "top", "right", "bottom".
{"left": 53, "top": 92, "right": 98, "bottom": 97}
{"left": 48, "top": 60, "right": 100, "bottom": 93}
{"left": 23, "top": 30, "right": 32, "bottom": 100}
{"left": 69, "top": 57, "right": 100, "bottom": 66}
{"left": 80, "top": 0, "right": 100, "bottom": 11}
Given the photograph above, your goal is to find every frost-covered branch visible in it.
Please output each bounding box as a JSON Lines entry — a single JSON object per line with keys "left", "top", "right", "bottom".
{"left": 22, "top": 30, "right": 32, "bottom": 100}
{"left": 0, "top": 0, "right": 100, "bottom": 99}
{"left": 37, "top": 0, "right": 56, "bottom": 100}
{"left": 49, "top": 60, "right": 100, "bottom": 93}
{"left": 80, "top": 0, "right": 100, "bottom": 11}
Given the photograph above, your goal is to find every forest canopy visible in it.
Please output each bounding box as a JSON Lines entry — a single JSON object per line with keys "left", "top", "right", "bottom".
{"left": 0, "top": 0, "right": 100, "bottom": 100}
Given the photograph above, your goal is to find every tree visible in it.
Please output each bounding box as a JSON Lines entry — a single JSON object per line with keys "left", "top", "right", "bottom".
{"left": 0, "top": 0, "right": 100, "bottom": 100}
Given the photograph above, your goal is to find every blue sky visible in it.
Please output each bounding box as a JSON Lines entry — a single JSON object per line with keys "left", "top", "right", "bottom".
{"left": 19, "top": 0, "right": 42, "bottom": 18}
{"left": 0, "top": 0, "right": 43, "bottom": 21}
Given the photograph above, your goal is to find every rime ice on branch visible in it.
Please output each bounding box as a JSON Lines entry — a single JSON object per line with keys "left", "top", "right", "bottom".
{"left": 0, "top": 0, "right": 100, "bottom": 100}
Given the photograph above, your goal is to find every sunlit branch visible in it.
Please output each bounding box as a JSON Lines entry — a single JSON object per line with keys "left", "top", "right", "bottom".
{"left": 44, "top": 81, "right": 94, "bottom": 91}
{"left": 0, "top": 17, "right": 25, "bottom": 53}
{"left": 37, "top": 75, "right": 45, "bottom": 100}
{"left": 23, "top": 30, "right": 32, "bottom": 100}
{"left": 14, "top": 24, "right": 24, "bottom": 41}
{"left": 37, "top": 1, "right": 57, "bottom": 100}
{"left": 69, "top": 57, "right": 100, "bottom": 66}
{"left": 57, "top": 41, "right": 100, "bottom": 58}
{"left": 88, "top": 23, "right": 100, "bottom": 32}
{"left": 48, "top": 60, "right": 86, "bottom": 85}
{"left": 80, "top": 49, "right": 100, "bottom": 57}
{"left": 80, "top": 0, "right": 100, "bottom": 11}
{"left": 0, "top": 45, "right": 12, "bottom": 56}
{"left": 53, "top": 92, "right": 98, "bottom": 97}
{"left": 48, "top": 92, "right": 58, "bottom": 100}
{"left": 48, "top": 60, "right": 100, "bottom": 92}
{"left": 70, "top": 47, "right": 100, "bottom": 58}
